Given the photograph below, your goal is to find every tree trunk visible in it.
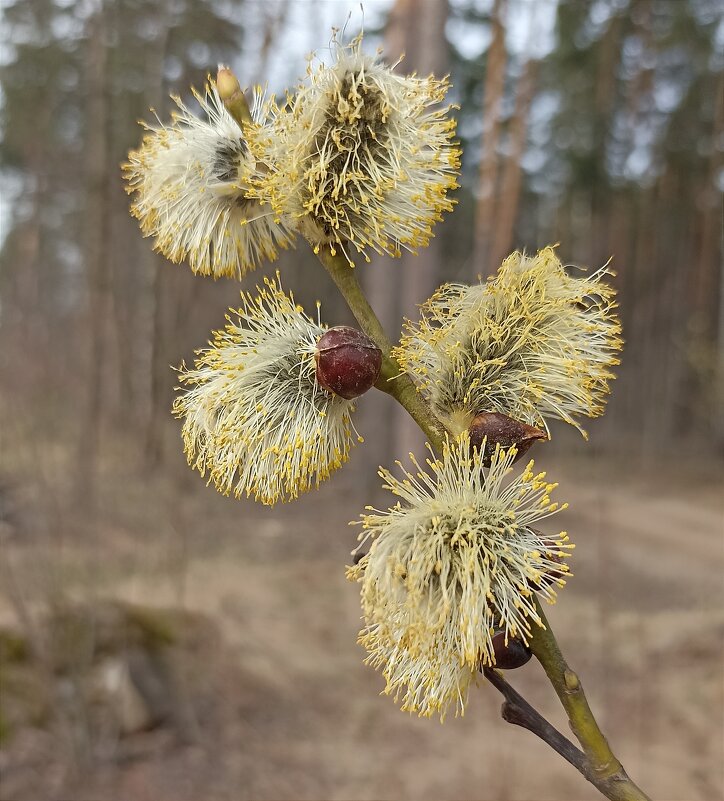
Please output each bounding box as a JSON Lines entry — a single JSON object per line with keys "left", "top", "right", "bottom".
{"left": 590, "top": 12, "right": 623, "bottom": 266}
{"left": 251, "top": 1, "right": 290, "bottom": 87}
{"left": 490, "top": 55, "right": 538, "bottom": 270}
{"left": 473, "top": 0, "right": 507, "bottom": 276}
{"left": 142, "top": 8, "right": 172, "bottom": 468}
{"left": 76, "top": 1, "right": 109, "bottom": 505}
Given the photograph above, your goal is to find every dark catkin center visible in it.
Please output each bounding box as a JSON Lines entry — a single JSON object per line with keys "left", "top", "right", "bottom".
{"left": 306, "top": 70, "right": 390, "bottom": 234}
{"left": 435, "top": 310, "right": 527, "bottom": 414}
{"left": 344, "top": 74, "right": 388, "bottom": 151}
{"left": 213, "top": 139, "right": 248, "bottom": 182}
{"left": 434, "top": 333, "right": 477, "bottom": 413}
{"left": 256, "top": 345, "right": 317, "bottom": 425}
{"left": 233, "top": 194, "right": 255, "bottom": 211}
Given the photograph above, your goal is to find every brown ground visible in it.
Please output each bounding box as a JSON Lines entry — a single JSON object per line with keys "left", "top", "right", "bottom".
{"left": 0, "top": 444, "right": 722, "bottom": 801}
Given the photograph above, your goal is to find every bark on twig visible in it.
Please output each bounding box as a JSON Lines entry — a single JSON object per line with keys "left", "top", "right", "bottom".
{"left": 483, "top": 665, "right": 652, "bottom": 800}
{"left": 527, "top": 599, "right": 652, "bottom": 800}
{"left": 482, "top": 667, "right": 588, "bottom": 774}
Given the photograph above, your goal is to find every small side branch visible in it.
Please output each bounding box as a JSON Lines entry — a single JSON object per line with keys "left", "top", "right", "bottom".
{"left": 483, "top": 667, "right": 653, "bottom": 800}
{"left": 482, "top": 667, "right": 588, "bottom": 774}
{"left": 528, "top": 598, "right": 652, "bottom": 801}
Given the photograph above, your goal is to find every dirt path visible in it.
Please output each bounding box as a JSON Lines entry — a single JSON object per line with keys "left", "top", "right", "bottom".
{"left": 1, "top": 459, "right": 722, "bottom": 800}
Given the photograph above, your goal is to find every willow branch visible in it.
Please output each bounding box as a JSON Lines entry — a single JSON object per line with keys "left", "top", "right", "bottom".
{"left": 314, "top": 244, "right": 446, "bottom": 452}
{"left": 482, "top": 667, "right": 650, "bottom": 800}
{"left": 312, "top": 241, "right": 651, "bottom": 801}
{"left": 528, "top": 598, "right": 651, "bottom": 800}
{"left": 482, "top": 667, "right": 588, "bottom": 773}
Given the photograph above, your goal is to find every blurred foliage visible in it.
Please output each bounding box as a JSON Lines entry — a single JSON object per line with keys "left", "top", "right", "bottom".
{"left": 448, "top": 0, "right": 723, "bottom": 450}
{"left": 0, "top": 0, "right": 722, "bottom": 479}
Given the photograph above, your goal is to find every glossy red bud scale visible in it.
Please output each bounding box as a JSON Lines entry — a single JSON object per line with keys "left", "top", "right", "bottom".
{"left": 469, "top": 411, "right": 547, "bottom": 465}
{"left": 315, "top": 326, "right": 382, "bottom": 400}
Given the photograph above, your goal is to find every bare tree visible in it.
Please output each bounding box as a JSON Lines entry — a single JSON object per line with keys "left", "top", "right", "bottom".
{"left": 143, "top": 7, "right": 172, "bottom": 468}
{"left": 251, "top": 0, "right": 291, "bottom": 87}
{"left": 76, "top": 1, "right": 110, "bottom": 505}
{"left": 473, "top": 0, "right": 507, "bottom": 276}
{"left": 490, "top": 53, "right": 538, "bottom": 270}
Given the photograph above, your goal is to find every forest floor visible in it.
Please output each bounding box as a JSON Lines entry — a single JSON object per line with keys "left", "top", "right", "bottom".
{"left": 0, "top": 445, "right": 722, "bottom": 801}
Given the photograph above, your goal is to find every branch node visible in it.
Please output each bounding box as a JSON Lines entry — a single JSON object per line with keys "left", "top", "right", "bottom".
{"left": 563, "top": 668, "right": 580, "bottom": 691}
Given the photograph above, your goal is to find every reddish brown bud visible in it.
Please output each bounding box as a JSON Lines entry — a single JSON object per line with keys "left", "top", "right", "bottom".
{"left": 315, "top": 326, "right": 382, "bottom": 400}
{"left": 491, "top": 630, "right": 532, "bottom": 669}
{"left": 469, "top": 411, "right": 547, "bottom": 465}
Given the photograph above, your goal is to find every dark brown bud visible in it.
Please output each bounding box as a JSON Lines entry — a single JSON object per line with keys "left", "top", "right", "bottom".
{"left": 315, "top": 326, "right": 382, "bottom": 400}
{"left": 469, "top": 411, "right": 547, "bottom": 466}
{"left": 491, "top": 630, "right": 532, "bottom": 669}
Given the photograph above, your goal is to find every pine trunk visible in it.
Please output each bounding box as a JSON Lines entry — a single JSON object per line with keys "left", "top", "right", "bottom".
{"left": 473, "top": 0, "right": 507, "bottom": 276}
{"left": 76, "top": 3, "right": 109, "bottom": 505}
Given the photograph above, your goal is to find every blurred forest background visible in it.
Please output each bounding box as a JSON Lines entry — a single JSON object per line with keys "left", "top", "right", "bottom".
{"left": 0, "top": 1, "right": 722, "bottom": 800}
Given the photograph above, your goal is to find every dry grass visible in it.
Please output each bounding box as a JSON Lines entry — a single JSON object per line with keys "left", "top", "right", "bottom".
{"left": 0, "top": 428, "right": 722, "bottom": 800}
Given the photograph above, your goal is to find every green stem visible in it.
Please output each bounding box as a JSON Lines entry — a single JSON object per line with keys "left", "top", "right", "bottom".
{"left": 312, "top": 241, "right": 651, "bottom": 801}
{"left": 529, "top": 598, "right": 651, "bottom": 801}
{"left": 315, "top": 244, "right": 446, "bottom": 453}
